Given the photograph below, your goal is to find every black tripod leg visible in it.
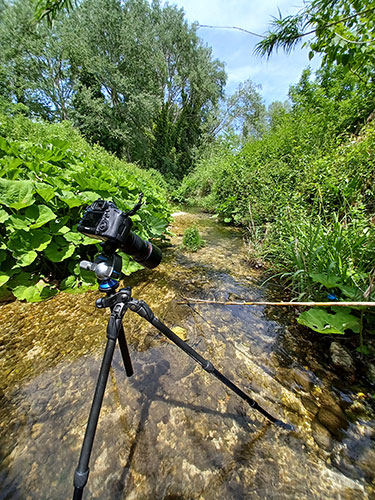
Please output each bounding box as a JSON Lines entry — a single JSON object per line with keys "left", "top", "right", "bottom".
{"left": 73, "top": 337, "right": 117, "bottom": 500}
{"left": 118, "top": 324, "right": 134, "bottom": 377}
{"left": 129, "top": 300, "right": 293, "bottom": 430}
{"left": 73, "top": 303, "right": 129, "bottom": 500}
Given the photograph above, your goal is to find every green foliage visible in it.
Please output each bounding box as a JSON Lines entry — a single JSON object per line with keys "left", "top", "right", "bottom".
{"left": 180, "top": 66, "right": 375, "bottom": 338}
{"left": 34, "top": 0, "right": 75, "bottom": 24}
{"left": 255, "top": 0, "right": 375, "bottom": 80}
{"left": 181, "top": 226, "right": 205, "bottom": 252}
{"left": 275, "top": 212, "right": 375, "bottom": 298}
{"left": 297, "top": 307, "right": 361, "bottom": 335}
{"left": 0, "top": 109, "right": 171, "bottom": 301}
{"left": 0, "top": 0, "right": 226, "bottom": 178}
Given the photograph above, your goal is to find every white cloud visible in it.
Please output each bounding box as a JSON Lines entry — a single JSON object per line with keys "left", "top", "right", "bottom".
{"left": 170, "top": 0, "right": 321, "bottom": 104}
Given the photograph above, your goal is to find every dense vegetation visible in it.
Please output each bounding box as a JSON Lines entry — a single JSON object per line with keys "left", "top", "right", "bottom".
{"left": 0, "top": 102, "right": 171, "bottom": 301}
{"left": 0, "top": 0, "right": 225, "bottom": 179}
{"left": 177, "top": 66, "right": 375, "bottom": 343}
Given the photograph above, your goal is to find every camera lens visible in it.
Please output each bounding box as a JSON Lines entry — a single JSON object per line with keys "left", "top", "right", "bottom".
{"left": 120, "top": 232, "right": 162, "bottom": 269}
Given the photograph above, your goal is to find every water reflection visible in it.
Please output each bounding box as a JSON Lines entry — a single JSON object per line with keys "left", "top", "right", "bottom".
{"left": 0, "top": 211, "right": 374, "bottom": 499}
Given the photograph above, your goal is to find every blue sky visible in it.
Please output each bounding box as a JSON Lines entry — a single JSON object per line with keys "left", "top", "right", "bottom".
{"left": 171, "top": 0, "right": 321, "bottom": 106}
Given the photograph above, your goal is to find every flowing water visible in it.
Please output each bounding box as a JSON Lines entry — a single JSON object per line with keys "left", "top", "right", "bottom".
{"left": 1, "top": 211, "right": 375, "bottom": 499}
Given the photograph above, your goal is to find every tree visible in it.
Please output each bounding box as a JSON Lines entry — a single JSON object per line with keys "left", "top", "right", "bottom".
{"left": 255, "top": 0, "right": 375, "bottom": 79}
{"left": 0, "top": 0, "right": 226, "bottom": 177}
{"left": 266, "top": 101, "right": 291, "bottom": 131}
{"left": 210, "top": 79, "right": 267, "bottom": 142}
{"left": 147, "top": 1, "right": 226, "bottom": 177}
{"left": 0, "top": 1, "right": 72, "bottom": 119}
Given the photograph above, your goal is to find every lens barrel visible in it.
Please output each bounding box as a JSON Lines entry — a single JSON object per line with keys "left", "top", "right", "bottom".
{"left": 120, "top": 231, "right": 162, "bottom": 269}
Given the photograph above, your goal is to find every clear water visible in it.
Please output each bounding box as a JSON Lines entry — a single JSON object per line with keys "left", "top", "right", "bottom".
{"left": 0, "top": 212, "right": 374, "bottom": 499}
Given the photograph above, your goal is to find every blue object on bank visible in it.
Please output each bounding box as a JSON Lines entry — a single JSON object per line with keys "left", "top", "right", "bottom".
{"left": 327, "top": 293, "right": 338, "bottom": 300}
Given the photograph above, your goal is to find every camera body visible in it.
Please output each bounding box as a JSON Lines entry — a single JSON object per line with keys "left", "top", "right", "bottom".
{"left": 77, "top": 199, "right": 162, "bottom": 270}
{"left": 77, "top": 199, "right": 132, "bottom": 246}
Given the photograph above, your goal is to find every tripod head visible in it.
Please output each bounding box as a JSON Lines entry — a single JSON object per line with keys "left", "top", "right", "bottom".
{"left": 80, "top": 245, "right": 122, "bottom": 292}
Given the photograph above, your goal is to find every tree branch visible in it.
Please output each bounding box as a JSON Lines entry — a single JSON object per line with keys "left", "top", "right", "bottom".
{"left": 197, "top": 24, "right": 265, "bottom": 38}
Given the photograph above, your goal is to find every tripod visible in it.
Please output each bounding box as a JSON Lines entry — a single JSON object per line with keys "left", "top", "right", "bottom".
{"left": 72, "top": 252, "right": 292, "bottom": 500}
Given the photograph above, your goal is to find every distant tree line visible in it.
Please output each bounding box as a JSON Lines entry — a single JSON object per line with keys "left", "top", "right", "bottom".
{"left": 0, "top": 0, "right": 227, "bottom": 178}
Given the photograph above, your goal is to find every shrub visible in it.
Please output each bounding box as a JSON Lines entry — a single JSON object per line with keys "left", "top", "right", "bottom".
{"left": 181, "top": 226, "right": 205, "bottom": 252}
{"left": 0, "top": 111, "right": 171, "bottom": 302}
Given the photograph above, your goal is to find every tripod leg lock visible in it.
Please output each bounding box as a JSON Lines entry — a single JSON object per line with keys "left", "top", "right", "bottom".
{"left": 107, "top": 303, "right": 127, "bottom": 340}
{"left": 202, "top": 360, "right": 215, "bottom": 373}
{"left": 128, "top": 299, "right": 155, "bottom": 322}
{"left": 73, "top": 468, "right": 89, "bottom": 489}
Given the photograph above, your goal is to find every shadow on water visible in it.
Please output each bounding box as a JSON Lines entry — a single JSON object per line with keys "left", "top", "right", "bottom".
{"left": 0, "top": 210, "right": 375, "bottom": 499}
{"left": 111, "top": 356, "right": 259, "bottom": 500}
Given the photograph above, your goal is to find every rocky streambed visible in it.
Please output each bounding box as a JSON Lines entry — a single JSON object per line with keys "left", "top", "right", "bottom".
{"left": 0, "top": 211, "right": 374, "bottom": 499}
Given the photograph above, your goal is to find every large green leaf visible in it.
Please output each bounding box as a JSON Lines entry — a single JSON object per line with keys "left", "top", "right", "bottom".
{"left": 8, "top": 215, "right": 30, "bottom": 231}
{"left": 9, "top": 229, "right": 52, "bottom": 253}
{"left": 63, "top": 231, "right": 83, "bottom": 244}
{"left": 0, "top": 178, "right": 34, "bottom": 209}
{"left": 80, "top": 191, "right": 100, "bottom": 203}
{"left": 7, "top": 205, "right": 56, "bottom": 232}
{"left": 49, "top": 217, "right": 70, "bottom": 234}
{"left": 119, "top": 252, "right": 143, "bottom": 275}
{"left": 0, "top": 272, "right": 10, "bottom": 287}
{"left": 309, "top": 273, "right": 342, "bottom": 288}
{"left": 12, "top": 282, "right": 58, "bottom": 302}
{"left": 336, "top": 284, "right": 362, "bottom": 300}
{"left": 44, "top": 236, "right": 75, "bottom": 262}
{"left": 72, "top": 173, "right": 115, "bottom": 193}
{"left": 0, "top": 209, "right": 10, "bottom": 224}
{"left": 0, "top": 137, "right": 9, "bottom": 153}
{"left": 298, "top": 307, "right": 361, "bottom": 334}
{"left": 26, "top": 205, "right": 57, "bottom": 229}
{"left": 60, "top": 275, "right": 77, "bottom": 289}
{"left": 35, "top": 182, "right": 55, "bottom": 203}
{"left": 8, "top": 271, "right": 39, "bottom": 288}
{"left": 1, "top": 156, "right": 23, "bottom": 172}
{"left": 147, "top": 217, "right": 168, "bottom": 237}
{"left": 59, "top": 190, "right": 86, "bottom": 208}
{"left": 14, "top": 250, "right": 38, "bottom": 267}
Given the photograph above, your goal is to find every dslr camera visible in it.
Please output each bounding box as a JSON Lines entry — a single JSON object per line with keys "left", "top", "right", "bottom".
{"left": 77, "top": 197, "right": 162, "bottom": 269}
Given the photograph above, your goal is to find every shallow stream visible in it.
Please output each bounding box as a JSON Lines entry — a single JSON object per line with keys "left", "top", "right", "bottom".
{"left": 1, "top": 211, "right": 375, "bottom": 499}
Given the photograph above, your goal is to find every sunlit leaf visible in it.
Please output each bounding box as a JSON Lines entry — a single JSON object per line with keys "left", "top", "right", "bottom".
{"left": 298, "top": 307, "right": 360, "bottom": 334}
{"left": 0, "top": 272, "right": 10, "bottom": 287}
{"left": 14, "top": 250, "right": 38, "bottom": 267}
{"left": 0, "top": 209, "right": 9, "bottom": 224}
{"left": 0, "top": 178, "right": 34, "bottom": 209}
{"left": 309, "top": 272, "right": 342, "bottom": 288}
{"left": 12, "top": 282, "right": 58, "bottom": 302}
{"left": 27, "top": 205, "right": 57, "bottom": 229}
{"left": 35, "top": 183, "right": 55, "bottom": 203}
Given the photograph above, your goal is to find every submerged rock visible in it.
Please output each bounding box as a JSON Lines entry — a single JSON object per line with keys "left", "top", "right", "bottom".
{"left": 301, "top": 396, "right": 319, "bottom": 416}
{"left": 311, "top": 418, "right": 333, "bottom": 451}
{"left": 317, "top": 405, "right": 348, "bottom": 439}
{"left": 329, "top": 342, "right": 355, "bottom": 380}
{"left": 292, "top": 368, "right": 314, "bottom": 392}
